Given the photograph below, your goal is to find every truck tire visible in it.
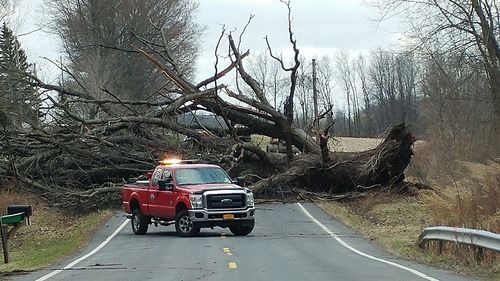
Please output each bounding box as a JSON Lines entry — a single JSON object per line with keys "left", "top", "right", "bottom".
{"left": 229, "top": 220, "right": 255, "bottom": 236}
{"left": 131, "top": 208, "right": 149, "bottom": 235}
{"left": 175, "top": 210, "right": 200, "bottom": 237}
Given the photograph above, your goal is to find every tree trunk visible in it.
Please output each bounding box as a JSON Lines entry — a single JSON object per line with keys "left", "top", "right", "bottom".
{"left": 250, "top": 123, "right": 414, "bottom": 196}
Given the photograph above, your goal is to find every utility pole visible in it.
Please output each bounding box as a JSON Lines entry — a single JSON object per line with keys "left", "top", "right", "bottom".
{"left": 312, "top": 58, "right": 319, "bottom": 142}
{"left": 59, "top": 55, "right": 67, "bottom": 104}
{"left": 60, "top": 55, "right": 64, "bottom": 87}
{"left": 33, "top": 63, "right": 40, "bottom": 129}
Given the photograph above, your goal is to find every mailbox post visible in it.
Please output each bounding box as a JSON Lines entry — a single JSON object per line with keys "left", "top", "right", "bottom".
{"left": 0, "top": 205, "right": 32, "bottom": 263}
{"left": 1, "top": 223, "right": 8, "bottom": 263}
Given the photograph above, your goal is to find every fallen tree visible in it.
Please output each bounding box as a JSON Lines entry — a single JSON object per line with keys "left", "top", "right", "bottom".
{"left": 250, "top": 123, "right": 415, "bottom": 198}
{"left": 0, "top": 2, "right": 416, "bottom": 212}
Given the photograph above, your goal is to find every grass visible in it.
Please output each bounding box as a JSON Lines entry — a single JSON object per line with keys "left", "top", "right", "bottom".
{"left": 0, "top": 188, "right": 112, "bottom": 273}
{"left": 317, "top": 189, "right": 499, "bottom": 281}
{"left": 419, "top": 162, "right": 500, "bottom": 233}
{"left": 251, "top": 134, "right": 271, "bottom": 150}
{"left": 317, "top": 193, "right": 431, "bottom": 258}
{"left": 251, "top": 135, "right": 385, "bottom": 152}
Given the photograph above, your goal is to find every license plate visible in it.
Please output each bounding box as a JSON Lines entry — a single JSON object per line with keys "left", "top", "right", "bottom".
{"left": 223, "top": 214, "right": 234, "bottom": 220}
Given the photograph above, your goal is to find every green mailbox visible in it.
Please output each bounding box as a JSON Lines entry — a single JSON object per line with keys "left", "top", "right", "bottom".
{"left": 0, "top": 213, "right": 25, "bottom": 225}
{"left": 1, "top": 205, "right": 33, "bottom": 263}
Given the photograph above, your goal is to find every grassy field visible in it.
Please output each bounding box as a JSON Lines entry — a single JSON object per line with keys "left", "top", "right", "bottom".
{"left": 0, "top": 189, "right": 112, "bottom": 274}
{"left": 328, "top": 137, "right": 382, "bottom": 152}
{"left": 252, "top": 134, "right": 386, "bottom": 152}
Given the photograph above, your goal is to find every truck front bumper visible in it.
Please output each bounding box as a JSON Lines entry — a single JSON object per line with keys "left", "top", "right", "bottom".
{"left": 188, "top": 207, "right": 255, "bottom": 228}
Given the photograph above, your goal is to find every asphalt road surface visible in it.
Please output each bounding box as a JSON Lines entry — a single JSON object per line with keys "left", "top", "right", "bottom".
{"left": 9, "top": 203, "right": 477, "bottom": 281}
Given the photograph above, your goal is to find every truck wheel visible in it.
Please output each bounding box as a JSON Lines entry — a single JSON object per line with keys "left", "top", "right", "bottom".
{"left": 175, "top": 210, "right": 200, "bottom": 237}
{"left": 131, "top": 208, "right": 149, "bottom": 235}
{"left": 229, "top": 220, "right": 255, "bottom": 236}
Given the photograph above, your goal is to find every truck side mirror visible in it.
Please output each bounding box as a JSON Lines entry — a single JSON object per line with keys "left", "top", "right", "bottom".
{"left": 127, "top": 178, "right": 138, "bottom": 184}
{"left": 234, "top": 177, "right": 245, "bottom": 187}
{"left": 158, "top": 180, "right": 173, "bottom": 191}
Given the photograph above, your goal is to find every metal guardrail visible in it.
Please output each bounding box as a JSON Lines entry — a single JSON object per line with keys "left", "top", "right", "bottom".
{"left": 418, "top": 226, "right": 500, "bottom": 258}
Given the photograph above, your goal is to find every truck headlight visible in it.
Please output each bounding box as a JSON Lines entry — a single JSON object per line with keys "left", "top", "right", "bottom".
{"left": 189, "top": 194, "right": 203, "bottom": 209}
{"left": 246, "top": 191, "right": 254, "bottom": 207}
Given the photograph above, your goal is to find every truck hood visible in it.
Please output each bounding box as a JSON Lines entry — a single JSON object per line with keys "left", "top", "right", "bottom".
{"left": 177, "top": 183, "right": 246, "bottom": 194}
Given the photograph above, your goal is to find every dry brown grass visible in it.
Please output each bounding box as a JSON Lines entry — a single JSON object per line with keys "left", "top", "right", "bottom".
{"left": 328, "top": 137, "right": 425, "bottom": 153}
{"left": 421, "top": 176, "right": 499, "bottom": 232}
{"left": 409, "top": 143, "right": 500, "bottom": 233}
{"left": 418, "top": 161, "right": 500, "bottom": 266}
{"left": 329, "top": 137, "right": 383, "bottom": 152}
{"left": 0, "top": 184, "right": 40, "bottom": 216}
{"left": 407, "top": 140, "right": 500, "bottom": 273}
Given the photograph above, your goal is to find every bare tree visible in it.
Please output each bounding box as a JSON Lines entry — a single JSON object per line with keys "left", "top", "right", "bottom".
{"left": 247, "top": 52, "right": 288, "bottom": 111}
{"left": 335, "top": 51, "right": 363, "bottom": 136}
{"left": 366, "top": 48, "right": 419, "bottom": 134}
{"left": 316, "top": 56, "right": 335, "bottom": 111}
{"left": 377, "top": 0, "right": 500, "bottom": 145}
{"left": 46, "top": 0, "right": 202, "bottom": 114}
{"left": 355, "top": 54, "right": 375, "bottom": 136}
{"left": 421, "top": 50, "right": 494, "bottom": 160}
{"left": 313, "top": 56, "right": 336, "bottom": 133}
{"left": 0, "top": 0, "right": 16, "bottom": 23}
{"left": 295, "top": 57, "right": 313, "bottom": 128}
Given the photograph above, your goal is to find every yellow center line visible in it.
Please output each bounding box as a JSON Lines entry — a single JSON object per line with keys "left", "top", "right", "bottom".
{"left": 228, "top": 262, "right": 238, "bottom": 269}
{"left": 223, "top": 247, "right": 233, "bottom": 256}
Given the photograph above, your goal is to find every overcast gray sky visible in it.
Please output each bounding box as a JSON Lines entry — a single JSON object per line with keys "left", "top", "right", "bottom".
{"left": 13, "top": 0, "right": 402, "bottom": 87}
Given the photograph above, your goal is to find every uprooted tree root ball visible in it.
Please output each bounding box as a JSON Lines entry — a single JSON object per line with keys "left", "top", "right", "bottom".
{"left": 249, "top": 123, "right": 415, "bottom": 198}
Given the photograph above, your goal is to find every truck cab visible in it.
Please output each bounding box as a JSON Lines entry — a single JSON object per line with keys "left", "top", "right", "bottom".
{"left": 122, "top": 160, "right": 255, "bottom": 236}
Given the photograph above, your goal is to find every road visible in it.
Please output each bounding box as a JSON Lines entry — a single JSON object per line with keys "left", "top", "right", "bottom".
{"left": 10, "top": 203, "right": 476, "bottom": 281}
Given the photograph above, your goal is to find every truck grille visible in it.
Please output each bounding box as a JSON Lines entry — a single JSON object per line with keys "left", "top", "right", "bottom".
{"left": 206, "top": 194, "right": 245, "bottom": 209}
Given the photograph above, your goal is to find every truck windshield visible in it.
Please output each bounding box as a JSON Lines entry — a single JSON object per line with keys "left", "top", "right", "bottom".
{"left": 175, "top": 167, "right": 232, "bottom": 186}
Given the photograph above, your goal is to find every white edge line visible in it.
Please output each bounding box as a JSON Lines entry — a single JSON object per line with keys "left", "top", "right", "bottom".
{"left": 35, "top": 218, "right": 129, "bottom": 281}
{"left": 296, "top": 203, "right": 440, "bottom": 281}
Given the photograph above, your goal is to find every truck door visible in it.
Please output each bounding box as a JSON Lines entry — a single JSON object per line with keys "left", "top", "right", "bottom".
{"left": 148, "top": 168, "right": 175, "bottom": 219}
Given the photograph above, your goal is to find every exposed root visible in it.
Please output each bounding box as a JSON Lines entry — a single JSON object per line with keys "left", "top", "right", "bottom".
{"left": 250, "top": 123, "right": 415, "bottom": 197}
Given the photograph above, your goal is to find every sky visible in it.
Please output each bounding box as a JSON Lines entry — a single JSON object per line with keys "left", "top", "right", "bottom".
{"left": 196, "top": 0, "right": 403, "bottom": 83}
{"left": 10, "top": 0, "right": 403, "bottom": 96}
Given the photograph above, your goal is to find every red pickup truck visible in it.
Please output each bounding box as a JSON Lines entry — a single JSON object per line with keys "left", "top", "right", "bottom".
{"left": 122, "top": 161, "right": 255, "bottom": 237}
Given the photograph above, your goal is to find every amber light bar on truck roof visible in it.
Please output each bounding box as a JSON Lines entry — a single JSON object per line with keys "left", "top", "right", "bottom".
{"left": 160, "top": 158, "right": 199, "bottom": 165}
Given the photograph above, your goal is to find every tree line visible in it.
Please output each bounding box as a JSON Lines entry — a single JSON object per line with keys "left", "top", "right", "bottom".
{"left": 244, "top": 0, "right": 498, "bottom": 161}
